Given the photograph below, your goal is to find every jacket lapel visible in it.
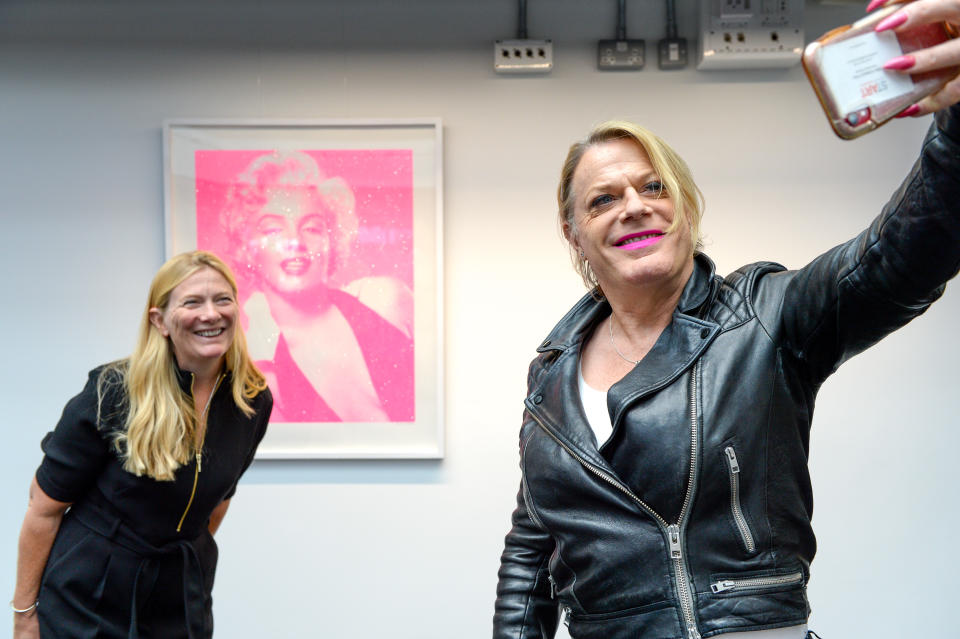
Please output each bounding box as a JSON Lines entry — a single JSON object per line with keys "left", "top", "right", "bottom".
{"left": 525, "top": 254, "right": 721, "bottom": 470}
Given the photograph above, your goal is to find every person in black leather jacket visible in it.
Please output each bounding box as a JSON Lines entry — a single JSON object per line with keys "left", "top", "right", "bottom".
{"left": 493, "top": 2, "right": 960, "bottom": 638}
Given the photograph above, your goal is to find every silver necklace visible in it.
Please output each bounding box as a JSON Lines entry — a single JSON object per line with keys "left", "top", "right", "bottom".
{"left": 608, "top": 317, "right": 641, "bottom": 365}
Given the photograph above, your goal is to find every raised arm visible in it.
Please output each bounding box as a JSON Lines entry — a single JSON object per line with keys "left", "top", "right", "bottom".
{"left": 765, "top": 102, "right": 960, "bottom": 382}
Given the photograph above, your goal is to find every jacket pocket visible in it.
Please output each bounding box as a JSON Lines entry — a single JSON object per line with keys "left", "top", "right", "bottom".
{"left": 566, "top": 600, "right": 680, "bottom": 639}
{"left": 710, "top": 568, "right": 804, "bottom": 594}
{"left": 723, "top": 445, "right": 757, "bottom": 554}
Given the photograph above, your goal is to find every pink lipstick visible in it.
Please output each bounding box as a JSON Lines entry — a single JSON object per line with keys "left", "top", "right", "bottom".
{"left": 614, "top": 231, "right": 664, "bottom": 250}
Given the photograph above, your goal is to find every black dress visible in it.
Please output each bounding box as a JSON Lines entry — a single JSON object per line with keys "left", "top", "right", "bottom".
{"left": 34, "top": 364, "right": 272, "bottom": 639}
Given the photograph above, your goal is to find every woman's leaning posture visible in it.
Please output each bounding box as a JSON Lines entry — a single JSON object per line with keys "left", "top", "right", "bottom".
{"left": 12, "top": 251, "right": 272, "bottom": 639}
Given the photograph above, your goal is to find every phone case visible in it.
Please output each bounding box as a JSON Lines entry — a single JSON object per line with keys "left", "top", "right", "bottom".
{"left": 803, "top": 4, "right": 958, "bottom": 140}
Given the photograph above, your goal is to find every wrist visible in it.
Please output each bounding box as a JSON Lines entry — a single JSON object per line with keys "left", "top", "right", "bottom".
{"left": 10, "top": 599, "right": 39, "bottom": 615}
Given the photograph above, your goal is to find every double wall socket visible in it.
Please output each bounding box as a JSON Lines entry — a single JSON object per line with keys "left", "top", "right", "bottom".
{"left": 597, "top": 39, "right": 645, "bottom": 70}
{"left": 494, "top": 39, "right": 553, "bottom": 74}
{"left": 698, "top": 0, "right": 804, "bottom": 70}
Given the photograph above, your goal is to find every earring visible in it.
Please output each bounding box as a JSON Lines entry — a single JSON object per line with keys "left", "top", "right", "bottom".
{"left": 579, "top": 250, "right": 585, "bottom": 258}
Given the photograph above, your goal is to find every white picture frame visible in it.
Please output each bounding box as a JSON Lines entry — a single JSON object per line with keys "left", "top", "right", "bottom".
{"left": 163, "top": 118, "right": 444, "bottom": 459}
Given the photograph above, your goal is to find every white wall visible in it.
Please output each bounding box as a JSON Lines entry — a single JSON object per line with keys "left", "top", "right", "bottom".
{"left": 2, "top": 1, "right": 957, "bottom": 637}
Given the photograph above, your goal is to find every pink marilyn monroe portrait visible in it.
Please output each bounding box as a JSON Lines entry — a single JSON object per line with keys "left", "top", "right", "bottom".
{"left": 195, "top": 148, "right": 415, "bottom": 424}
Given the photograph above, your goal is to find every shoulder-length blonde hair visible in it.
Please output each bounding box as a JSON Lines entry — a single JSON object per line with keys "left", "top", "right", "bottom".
{"left": 557, "top": 120, "right": 705, "bottom": 291}
{"left": 99, "top": 251, "right": 267, "bottom": 481}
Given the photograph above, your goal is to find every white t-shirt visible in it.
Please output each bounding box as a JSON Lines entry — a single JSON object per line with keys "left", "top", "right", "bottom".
{"left": 577, "top": 359, "right": 613, "bottom": 447}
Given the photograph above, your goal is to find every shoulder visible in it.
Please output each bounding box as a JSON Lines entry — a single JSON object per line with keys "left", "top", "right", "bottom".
{"left": 707, "top": 261, "right": 789, "bottom": 329}
{"left": 246, "top": 385, "right": 273, "bottom": 433}
{"left": 254, "top": 385, "right": 274, "bottom": 413}
{"left": 60, "top": 362, "right": 128, "bottom": 431}
{"left": 526, "top": 290, "right": 605, "bottom": 386}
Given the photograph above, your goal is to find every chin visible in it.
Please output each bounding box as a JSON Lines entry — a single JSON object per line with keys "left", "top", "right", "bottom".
{"left": 271, "top": 278, "right": 330, "bottom": 299}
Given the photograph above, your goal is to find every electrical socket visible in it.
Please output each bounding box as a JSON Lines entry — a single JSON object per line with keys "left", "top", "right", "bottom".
{"left": 494, "top": 39, "right": 553, "bottom": 74}
{"left": 658, "top": 38, "right": 688, "bottom": 70}
{"left": 597, "top": 39, "right": 645, "bottom": 71}
{"left": 698, "top": 0, "right": 803, "bottom": 69}
{"left": 720, "top": 0, "right": 754, "bottom": 21}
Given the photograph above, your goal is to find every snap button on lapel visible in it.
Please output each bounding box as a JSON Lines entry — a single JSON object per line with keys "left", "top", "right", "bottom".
{"left": 533, "top": 395, "right": 543, "bottom": 404}
{"left": 700, "top": 328, "right": 710, "bottom": 339}
{"left": 540, "top": 339, "right": 552, "bottom": 348}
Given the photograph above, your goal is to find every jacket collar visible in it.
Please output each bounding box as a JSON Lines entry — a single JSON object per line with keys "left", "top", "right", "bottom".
{"left": 536, "top": 253, "right": 717, "bottom": 355}
{"left": 525, "top": 253, "right": 720, "bottom": 470}
{"left": 173, "top": 357, "right": 229, "bottom": 395}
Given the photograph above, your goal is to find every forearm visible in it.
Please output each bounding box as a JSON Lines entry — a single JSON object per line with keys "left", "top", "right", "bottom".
{"left": 860, "top": 104, "right": 960, "bottom": 299}
{"left": 779, "top": 104, "right": 960, "bottom": 377}
{"left": 14, "top": 478, "right": 70, "bottom": 616}
{"left": 14, "top": 504, "right": 64, "bottom": 610}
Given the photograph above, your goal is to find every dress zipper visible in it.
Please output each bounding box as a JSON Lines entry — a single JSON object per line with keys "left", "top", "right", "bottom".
{"left": 176, "top": 374, "right": 223, "bottom": 533}
{"left": 527, "top": 360, "right": 703, "bottom": 639}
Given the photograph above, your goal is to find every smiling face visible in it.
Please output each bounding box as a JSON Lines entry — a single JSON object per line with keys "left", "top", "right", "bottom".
{"left": 149, "top": 266, "right": 238, "bottom": 375}
{"left": 565, "top": 138, "right": 695, "bottom": 298}
{"left": 246, "top": 188, "right": 332, "bottom": 297}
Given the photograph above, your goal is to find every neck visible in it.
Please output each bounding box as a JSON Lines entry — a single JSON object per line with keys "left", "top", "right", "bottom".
{"left": 178, "top": 357, "right": 223, "bottom": 389}
{"left": 601, "top": 259, "right": 694, "bottom": 341}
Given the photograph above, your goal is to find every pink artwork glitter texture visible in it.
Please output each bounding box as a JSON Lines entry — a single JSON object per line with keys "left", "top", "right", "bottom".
{"left": 195, "top": 149, "right": 415, "bottom": 423}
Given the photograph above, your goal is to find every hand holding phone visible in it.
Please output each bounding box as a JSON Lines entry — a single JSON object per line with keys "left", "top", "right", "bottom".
{"left": 803, "top": 0, "right": 960, "bottom": 139}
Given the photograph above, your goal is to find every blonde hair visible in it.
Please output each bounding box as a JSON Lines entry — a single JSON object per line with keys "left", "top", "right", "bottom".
{"left": 100, "top": 251, "right": 267, "bottom": 481}
{"left": 557, "top": 120, "right": 705, "bottom": 291}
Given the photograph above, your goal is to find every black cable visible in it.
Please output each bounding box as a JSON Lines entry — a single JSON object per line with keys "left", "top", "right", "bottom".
{"left": 665, "top": 0, "right": 678, "bottom": 39}
{"left": 617, "top": 0, "right": 627, "bottom": 40}
{"left": 518, "top": 0, "right": 528, "bottom": 39}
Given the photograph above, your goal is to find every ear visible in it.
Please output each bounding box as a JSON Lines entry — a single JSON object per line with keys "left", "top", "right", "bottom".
{"left": 148, "top": 307, "right": 169, "bottom": 337}
{"left": 563, "top": 221, "right": 580, "bottom": 251}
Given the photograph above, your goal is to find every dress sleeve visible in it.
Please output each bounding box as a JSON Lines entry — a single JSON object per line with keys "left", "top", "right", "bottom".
{"left": 773, "top": 104, "right": 960, "bottom": 382}
{"left": 35, "top": 368, "right": 114, "bottom": 503}
{"left": 223, "top": 388, "right": 273, "bottom": 500}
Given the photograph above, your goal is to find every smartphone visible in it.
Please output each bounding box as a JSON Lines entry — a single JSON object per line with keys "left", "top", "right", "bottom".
{"left": 803, "top": 4, "right": 958, "bottom": 140}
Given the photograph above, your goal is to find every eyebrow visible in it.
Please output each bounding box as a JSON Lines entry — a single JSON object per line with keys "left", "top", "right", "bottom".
{"left": 584, "top": 170, "right": 660, "bottom": 197}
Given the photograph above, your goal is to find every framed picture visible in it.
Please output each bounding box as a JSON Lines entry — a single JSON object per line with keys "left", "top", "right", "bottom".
{"left": 163, "top": 119, "right": 443, "bottom": 459}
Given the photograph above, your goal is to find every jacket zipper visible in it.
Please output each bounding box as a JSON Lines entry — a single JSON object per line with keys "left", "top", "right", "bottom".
{"left": 723, "top": 446, "right": 756, "bottom": 553}
{"left": 521, "top": 474, "right": 548, "bottom": 531}
{"left": 176, "top": 373, "right": 223, "bottom": 533}
{"left": 710, "top": 570, "right": 803, "bottom": 594}
{"left": 528, "top": 360, "right": 703, "bottom": 639}
{"left": 674, "top": 362, "right": 702, "bottom": 639}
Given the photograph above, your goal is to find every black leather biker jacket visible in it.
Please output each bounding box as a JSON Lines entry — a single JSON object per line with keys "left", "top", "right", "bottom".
{"left": 494, "top": 107, "right": 960, "bottom": 639}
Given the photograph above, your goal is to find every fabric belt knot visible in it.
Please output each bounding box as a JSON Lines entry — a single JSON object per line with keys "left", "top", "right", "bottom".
{"left": 70, "top": 496, "right": 208, "bottom": 639}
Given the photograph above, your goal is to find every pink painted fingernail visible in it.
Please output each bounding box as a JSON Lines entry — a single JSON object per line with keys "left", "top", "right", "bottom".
{"left": 895, "top": 104, "right": 921, "bottom": 118}
{"left": 875, "top": 11, "right": 908, "bottom": 31}
{"left": 883, "top": 54, "right": 915, "bottom": 70}
{"left": 865, "top": 0, "right": 887, "bottom": 12}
